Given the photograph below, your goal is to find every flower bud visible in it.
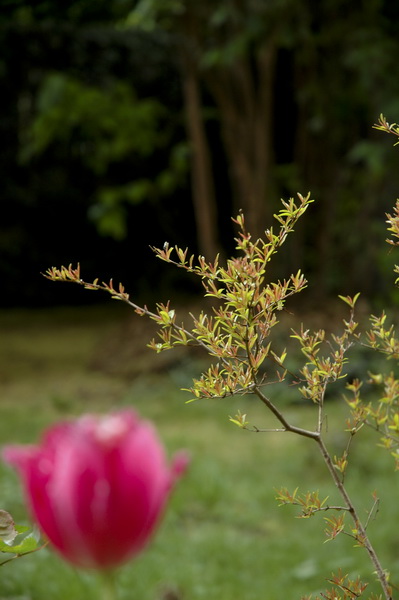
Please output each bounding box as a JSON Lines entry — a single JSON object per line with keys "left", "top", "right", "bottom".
{"left": 3, "top": 410, "right": 188, "bottom": 570}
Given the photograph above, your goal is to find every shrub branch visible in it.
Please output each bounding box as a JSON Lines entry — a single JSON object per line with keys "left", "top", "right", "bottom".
{"left": 44, "top": 191, "right": 396, "bottom": 599}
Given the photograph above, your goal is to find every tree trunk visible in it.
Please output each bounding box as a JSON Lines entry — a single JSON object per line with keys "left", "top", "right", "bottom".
{"left": 179, "top": 48, "right": 220, "bottom": 260}
{"left": 204, "top": 39, "right": 277, "bottom": 240}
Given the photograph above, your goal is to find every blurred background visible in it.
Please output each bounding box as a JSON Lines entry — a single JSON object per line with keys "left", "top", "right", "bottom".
{"left": 2, "top": 0, "right": 399, "bottom": 308}
{"left": 2, "top": 2, "right": 399, "bottom": 598}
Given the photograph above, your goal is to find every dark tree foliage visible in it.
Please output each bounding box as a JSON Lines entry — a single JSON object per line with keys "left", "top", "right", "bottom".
{"left": 1, "top": 3, "right": 196, "bottom": 306}
{"left": 2, "top": 0, "right": 399, "bottom": 306}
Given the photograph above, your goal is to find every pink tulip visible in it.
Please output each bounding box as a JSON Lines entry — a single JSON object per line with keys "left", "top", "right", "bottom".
{"left": 3, "top": 410, "right": 188, "bottom": 570}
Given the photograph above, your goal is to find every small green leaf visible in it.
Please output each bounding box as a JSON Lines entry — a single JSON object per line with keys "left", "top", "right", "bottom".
{"left": 0, "top": 532, "right": 39, "bottom": 555}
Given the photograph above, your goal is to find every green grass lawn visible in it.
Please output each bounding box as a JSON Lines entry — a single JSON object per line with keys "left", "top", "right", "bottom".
{"left": 0, "top": 305, "right": 398, "bottom": 599}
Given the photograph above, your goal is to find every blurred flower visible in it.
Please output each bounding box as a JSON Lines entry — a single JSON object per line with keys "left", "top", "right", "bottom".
{"left": 3, "top": 410, "right": 188, "bottom": 570}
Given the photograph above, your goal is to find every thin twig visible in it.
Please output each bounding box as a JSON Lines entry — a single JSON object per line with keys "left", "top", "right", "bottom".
{"left": 365, "top": 495, "right": 380, "bottom": 531}
{"left": 316, "top": 436, "right": 392, "bottom": 600}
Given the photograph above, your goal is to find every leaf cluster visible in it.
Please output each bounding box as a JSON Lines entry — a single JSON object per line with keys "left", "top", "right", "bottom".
{"left": 301, "top": 568, "right": 380, "bottom": 600}
{"left": 342, "top": 312, "right": 399, "bottom": 470}
{"left": 45, "top": 193, "right": 312, "bottom": 402}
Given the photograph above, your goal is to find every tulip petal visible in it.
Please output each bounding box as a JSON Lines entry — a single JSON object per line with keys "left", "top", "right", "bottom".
{"left": 3, "top": 410, "right": 187, "bottom": 570}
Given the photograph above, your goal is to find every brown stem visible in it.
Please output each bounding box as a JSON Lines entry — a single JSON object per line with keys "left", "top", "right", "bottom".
{"left": 253, "top": 377, "right": 392, "bottom": 599}
{"left": 253, "top": 386, "right": 319, "bottom": 440}
{"left": 316, "top": 436, "right": 392, "bottom": 600}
